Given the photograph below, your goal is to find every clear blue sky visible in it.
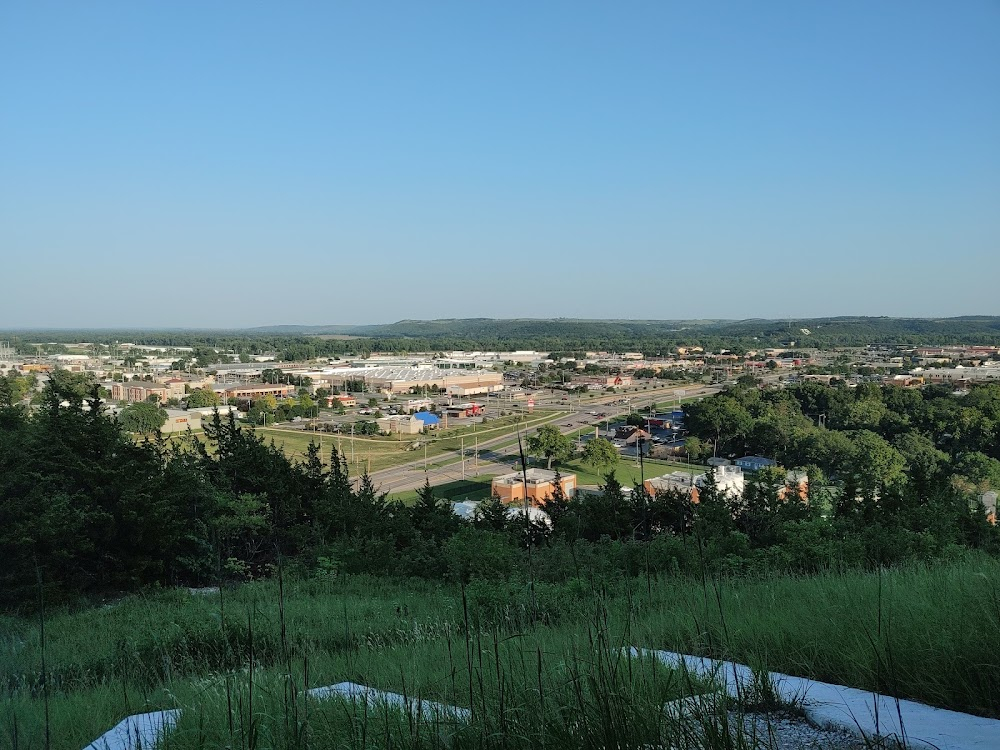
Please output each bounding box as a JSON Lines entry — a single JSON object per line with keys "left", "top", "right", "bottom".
{"left": 1, "top": 1, "right": 998, "bottom": 328}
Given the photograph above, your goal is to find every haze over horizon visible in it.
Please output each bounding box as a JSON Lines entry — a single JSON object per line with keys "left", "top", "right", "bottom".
{"left": 2, "top": 2, "right": 998, "bottom": 328}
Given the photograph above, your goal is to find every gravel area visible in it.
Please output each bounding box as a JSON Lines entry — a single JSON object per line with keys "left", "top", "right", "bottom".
{"left": 730, "top": 710, "right": 870, "bottom": 750}
{"left": 660, "top": 703, "right": 875, "bottom": 749}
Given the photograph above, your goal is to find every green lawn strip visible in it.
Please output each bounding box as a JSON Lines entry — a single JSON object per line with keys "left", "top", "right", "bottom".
{"left": 390, "top": 476, "right": 495, "bottom": 505}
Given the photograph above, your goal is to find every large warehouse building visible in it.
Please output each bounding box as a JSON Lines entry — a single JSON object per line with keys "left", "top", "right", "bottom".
{"left": 312, "top": 366, "right": 504, "bottom": 396}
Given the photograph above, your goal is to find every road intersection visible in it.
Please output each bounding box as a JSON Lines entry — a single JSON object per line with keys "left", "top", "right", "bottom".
{"left": 367, "top": 383, "right": 720, "bottom": 496}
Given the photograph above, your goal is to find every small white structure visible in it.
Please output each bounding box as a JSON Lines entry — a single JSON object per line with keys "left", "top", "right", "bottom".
{"left": 976, "top": 491, "right": 997, "bottom": 521}
{"left": 451, "top": 500, "right": 552, "bottom": 527}
{"left": 83, "top": 710, "right": 180, "bottom": 750}
{"left": 307, "top": 682, "right": 470, "bottom": 723}
{"left": 452, "top": 500, "right": 479, "bottom": 521}
{"left": 707, "top": 464, "right": 746, "bottom": 496}
{"left": 504, "top": 504, "right": 552, "bottom": 526}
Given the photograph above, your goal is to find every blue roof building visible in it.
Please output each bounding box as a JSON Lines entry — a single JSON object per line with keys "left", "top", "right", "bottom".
{"left": 413, "top": 411, "right": 440, "bottom": 428}
{"left": 734, "top": 455, "right": 777, "bottom": 472}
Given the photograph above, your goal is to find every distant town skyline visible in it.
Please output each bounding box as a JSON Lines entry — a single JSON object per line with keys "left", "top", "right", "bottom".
{"left": 2, "top": 2, "right": 998, "bottom": 328}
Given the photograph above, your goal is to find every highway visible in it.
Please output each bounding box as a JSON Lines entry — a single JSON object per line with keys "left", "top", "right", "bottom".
{"left": 368, "top": 383, "right": 721, "bottom": 496}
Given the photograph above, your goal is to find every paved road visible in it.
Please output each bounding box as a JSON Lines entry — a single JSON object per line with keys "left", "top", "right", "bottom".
{"left": 369, "top": 384, "right": 720, "bottom": 496}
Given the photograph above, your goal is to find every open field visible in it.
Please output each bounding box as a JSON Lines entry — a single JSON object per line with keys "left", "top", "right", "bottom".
{"left": 4, "top": 555, "right": 998, "bottom": 749}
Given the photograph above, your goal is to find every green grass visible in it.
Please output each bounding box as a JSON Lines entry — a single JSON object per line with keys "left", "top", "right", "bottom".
{"left": 558, "top": 457, "right": 698, "bottom": 488}
{"left": 4, "top": 555, "right": 999, "bottom": 749}
{"left": 390, "top": 477, "right": 495, "bottom": 505}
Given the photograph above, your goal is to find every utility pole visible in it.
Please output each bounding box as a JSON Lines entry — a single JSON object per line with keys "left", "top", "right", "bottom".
{"left": 461, "top": 436, "right": 466, "bottom": 480}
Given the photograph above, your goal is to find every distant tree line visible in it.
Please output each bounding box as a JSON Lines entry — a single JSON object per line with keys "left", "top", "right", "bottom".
{"left": 5, "top": 317, "right": 1000, "bottom": 363}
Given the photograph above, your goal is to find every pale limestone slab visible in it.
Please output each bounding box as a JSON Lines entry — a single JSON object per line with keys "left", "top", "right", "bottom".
{"left": 83, "top": 710, "right": 180, "bottom": 750}
{"left": 629, "top": 648, "right": 1000, "bottom": 750}
{"left": 308, "top": 681, "right": 471, "bottom": 723}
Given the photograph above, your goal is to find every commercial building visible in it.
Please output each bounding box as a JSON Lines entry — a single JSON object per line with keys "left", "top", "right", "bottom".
{"left": 446, "top": 381, "right": 504, "bottom": 397}
{"left": 643, "top": 465, "right": 809, "bottom": 505}
{"left": 413, "top": 412, "right": 440, "bottom": 430}
{"left": 644, "top": 465, "right": 745, "bottom": 503}
{"left": 403, "top": 398, "right": 434, "bottom": 412}
{"left": 324, "top": 394, "right": 357, "bottom": 407}
{"left": 111, "top": 381, "right": 171, "bottom": 403}
{"left": 313, "top": 366, "right": 504, "bottom": 395}
{"left": 915, "top": 366, "right": 1000, "bottom": 383}
{"left": 643, "top": 471, "right": 697, "bottom": 498}
{"left": 573, "top": 374, "right": 633, "bottom": 388}
{"left": 491, "top": 468, "right": 576, "bottom": 505}
{"left": 218, "top": 383, "right": 295, "bottom": 401}
{"left": 614, "top": 425, "right": 651, "bottom": 445}
{"left": 446, "top": 403, "right": 484, "bottom": 418}
{"left": 160, "top": 409, "right": 202, "bottom": 434}
{"left": 376, "top": 414, "right": 424, "bottom": 435}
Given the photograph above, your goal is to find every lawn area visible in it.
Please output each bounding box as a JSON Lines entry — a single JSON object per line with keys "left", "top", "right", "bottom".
{"left": 255, "top": 410, "right": 562, "bottom": 474}
{"left": 4, "top": 556, "right": 999, "bottom": 749}
{"left": 556, "top": 456, "right": 698, "bottom": 488}
{"left": 390, "top": 476, "right": 495, "bottom": 504}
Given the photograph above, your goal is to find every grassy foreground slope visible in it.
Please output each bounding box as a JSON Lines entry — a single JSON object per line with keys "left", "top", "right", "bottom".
{"left": 3, "top": 555, "right": 998, "bottom": 749}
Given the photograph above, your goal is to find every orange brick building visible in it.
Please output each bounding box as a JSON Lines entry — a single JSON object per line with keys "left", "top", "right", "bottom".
{"left": 491, "top": 469, "right": 576, "bottom": 505}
